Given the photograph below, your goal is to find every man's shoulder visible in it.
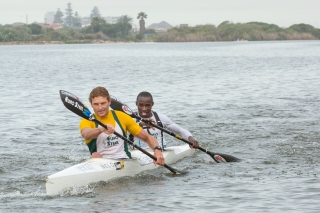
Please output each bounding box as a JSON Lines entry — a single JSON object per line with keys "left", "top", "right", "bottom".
{"left": 79, "top": 117, "right": 96, "bottom": 129}
{"left": 152, "top": 111, "right": 171, "bottom": 122}
{"left": 113, "top": 110, "right": 128, "bottom": 117}
{"left": 80, "top": 117, "right": 92, "bottom": 124}
{"left": 112, "top": 110, "right": 133, "bottom": 121}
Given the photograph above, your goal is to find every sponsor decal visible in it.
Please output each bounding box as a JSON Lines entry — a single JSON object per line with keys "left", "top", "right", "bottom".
{"left": 65, "top": 96, "right": 75, "bottom": 106}
{"left": 74, "top": 101, "right": 83, "bottom": 111}
{"left": 61, "top": 90, "right": 78, "bottom": 100}
{"left": 100, "top": 162, "right": 116, "bottom": 170}
{"left": 173, "top": 148, "right": 182, "bottom": 154}
{"left": 122, "top": 105, "right": 132, "bottom": 115}
{"left": 64, "top": 96, "right": 91, "bottom": 118}
{"left": 64, "top": 97, "right": 84, "bottom": 111}
{"left": 76, "top": 163, "right": 97, "bottom": 172}
{"left": 115, "top": 161, "right": 125, "bottom": 170}
{"left": 100, "top": 161, "right": 124, "bottom": 170}
{"left": 214, "top": 155, "right": 225, "bottom": 162}
{"left": 138, "top": 154, "right": 153, "bottom": 166}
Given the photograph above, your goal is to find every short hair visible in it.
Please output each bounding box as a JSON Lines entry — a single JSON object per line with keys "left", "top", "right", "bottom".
{"left": 136, "top": 91, "right": 153, "bottom": 102}
{"left": 89, "top": 86, "right": 111, "bottom": 103}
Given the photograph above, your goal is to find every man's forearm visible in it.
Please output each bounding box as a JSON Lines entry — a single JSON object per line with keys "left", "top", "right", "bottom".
{"left": 81, "top": 127, "right": 102, "bottom": 140}
{"left": 145, "top": 135, "right": 159, "bottom": 149}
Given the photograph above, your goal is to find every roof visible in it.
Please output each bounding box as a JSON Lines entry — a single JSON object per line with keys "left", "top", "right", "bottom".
{"left": 41, "top": 23, "right": 63, "bottom": 29}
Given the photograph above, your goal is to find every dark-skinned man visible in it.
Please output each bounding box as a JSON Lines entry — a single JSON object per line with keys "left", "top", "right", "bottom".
{"left": 129, "top": 91, "right": 199, "bottom": 150}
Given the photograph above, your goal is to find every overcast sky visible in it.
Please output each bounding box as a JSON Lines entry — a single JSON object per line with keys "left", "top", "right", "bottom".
{"left": 1, "top": 0, "right": 320, "bottom": 28}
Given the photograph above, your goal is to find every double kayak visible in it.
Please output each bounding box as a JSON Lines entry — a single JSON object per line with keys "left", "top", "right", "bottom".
{"left": 46, "top": 144, "right": 195, "bottom": 195}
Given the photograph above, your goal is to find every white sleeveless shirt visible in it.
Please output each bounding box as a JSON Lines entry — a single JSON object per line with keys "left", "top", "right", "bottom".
{"left": 96, "top": 122, "right": 129, "bottom": 159}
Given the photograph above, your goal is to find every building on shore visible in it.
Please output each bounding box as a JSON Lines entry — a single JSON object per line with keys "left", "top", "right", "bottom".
{"left": 44, "top": 11, "right": 55, "bottom": 24}
{"left": 41, "top": 23, "right": 63, "bottom": 30}
{"left": 81, "top": 16, "right": 120, "bottom": 27}
{"left": 104, "top": 16, "right": 120, "bottom": 24}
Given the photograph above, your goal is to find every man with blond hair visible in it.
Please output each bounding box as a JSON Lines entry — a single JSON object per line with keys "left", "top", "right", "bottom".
{"left": 80, "top": 86, "right": 164, "bottom": 166}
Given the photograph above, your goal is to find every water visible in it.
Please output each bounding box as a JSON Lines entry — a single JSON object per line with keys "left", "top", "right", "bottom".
{"left": 1, "top": 41, "right": 320, "bottom": 212}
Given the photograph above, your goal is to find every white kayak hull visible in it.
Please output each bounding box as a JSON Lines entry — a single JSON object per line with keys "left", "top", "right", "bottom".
{"left": 46, "top": 144, "right": 194, "bottom": 195}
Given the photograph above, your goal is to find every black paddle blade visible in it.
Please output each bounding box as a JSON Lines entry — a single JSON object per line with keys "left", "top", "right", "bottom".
{"left": 59, "top": 90, "right": 92, "bottom": 120}
{"left": 110, "top": 98, "right": 140, "bottom": 120}
{"left": 164, "top": 169, "right": 188, "bottom": 176}
{"left": 208, "top": 152, "right": 242, "bottom": 163}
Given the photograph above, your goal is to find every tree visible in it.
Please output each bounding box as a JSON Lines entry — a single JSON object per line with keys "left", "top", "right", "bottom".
{"left": 117, "top": 15, "right": 133, "bottom": 37}
{"left": 91, "top": 17, "right": 106, "bottom": 33}
{"left": 118, "top": 15, "right": 133, "bottom": 25}
{"left": 73, "top": 12, "right": 82, "bottom": 28}
{"left": 64, "top": 2, "right": 74, "bottom": 27}
{"left": 288, "top": 24, "right": 320, "bottom": 38}
{"left": 217, "top": 21, "right": 231, "bottom": 28}
{"left": 91, "top": 6, "right": 101, "bottom": 19}
{"left": 137, "top": 12, "right": 147, "bottom": 35}
{"left": 145, "top": 29, "right": 156, "bottom": 34}
{"left": 53, "top": 8, "right": 64, "bottom": 24}
{"left": 116, "top": 23, "right": 132, "bottom": 38}
{"left": 28, "top": 23, "right": 42, "bottom": 35}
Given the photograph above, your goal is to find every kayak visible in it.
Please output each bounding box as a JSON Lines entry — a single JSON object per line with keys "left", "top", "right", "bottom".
{"left": 46, "top": 144, "right": 195, "bottom": 195}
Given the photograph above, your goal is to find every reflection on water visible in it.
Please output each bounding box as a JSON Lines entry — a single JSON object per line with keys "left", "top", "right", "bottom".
{"left": 0, "top": 41, "right": 320, "bottom": 212}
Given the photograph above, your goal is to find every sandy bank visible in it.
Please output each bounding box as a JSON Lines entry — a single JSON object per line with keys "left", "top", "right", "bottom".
{"left": 0, "top": 40, "right": 133, "bottom": 45}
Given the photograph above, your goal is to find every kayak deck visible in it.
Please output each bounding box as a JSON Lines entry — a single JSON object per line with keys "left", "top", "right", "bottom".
{"left": 46, "top": 144, "right": 194, "bottom": 195}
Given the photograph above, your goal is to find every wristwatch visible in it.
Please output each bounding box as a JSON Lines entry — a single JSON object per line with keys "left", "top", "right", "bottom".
{"left": 153, "top": 145, "right": 162, "bottom": 151}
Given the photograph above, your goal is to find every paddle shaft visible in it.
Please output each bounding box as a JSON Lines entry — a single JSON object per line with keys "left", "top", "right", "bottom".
{"left": 93, "top": 118, "right": 179, "bottom": 174}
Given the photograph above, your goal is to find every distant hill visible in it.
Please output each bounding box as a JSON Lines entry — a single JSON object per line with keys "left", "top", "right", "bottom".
{"left": 147, "top": 21, "right": 173, "bottom": 29}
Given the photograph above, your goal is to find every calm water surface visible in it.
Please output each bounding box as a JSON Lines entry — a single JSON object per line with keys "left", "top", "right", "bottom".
{"left": 0, "top": 41, "right": 320, "bottom": 212}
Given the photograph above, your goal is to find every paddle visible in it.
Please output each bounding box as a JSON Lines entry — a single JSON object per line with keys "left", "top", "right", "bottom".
{"left": 59, "top": 90, "right": 181, "bottom": 174}
{"left": 110, "top": 97, "right": 241, "bottom": 163}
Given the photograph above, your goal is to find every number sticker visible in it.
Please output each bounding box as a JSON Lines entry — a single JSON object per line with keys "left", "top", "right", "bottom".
{"left": 76, "top": 163, "right": 97, "bottom": 172}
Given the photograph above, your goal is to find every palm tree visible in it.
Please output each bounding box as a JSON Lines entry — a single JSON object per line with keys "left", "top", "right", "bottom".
{"left": 137, "top": 12, "right": 147, "bottom": 35}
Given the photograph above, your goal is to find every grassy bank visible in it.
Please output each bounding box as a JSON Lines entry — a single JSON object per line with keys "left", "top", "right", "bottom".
{"left": 1, "top": 21, "right": 319, "bottom": 44}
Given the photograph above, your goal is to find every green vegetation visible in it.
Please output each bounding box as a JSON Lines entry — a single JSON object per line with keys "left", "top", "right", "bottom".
{"left": 0, "top": 17, "right": 136, "bottom": 44}
{"left": 156, "top": 21, "right": 320, "bottom": 42}
{"left": 0, "top": 2, "right": 138, "bottom": 44}
{"left": 1, "top": 2, "right": 319, "bottom": 44}
{"left": 0, "top": 21, "right": 319, "bottom": 44}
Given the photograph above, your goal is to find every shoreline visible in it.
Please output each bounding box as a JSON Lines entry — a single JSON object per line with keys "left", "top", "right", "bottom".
{"left": 0, "top": 40, "right": 133, "bottom": 45}
{"left": 1, "top": 39, "right": 318, "bottom": 46}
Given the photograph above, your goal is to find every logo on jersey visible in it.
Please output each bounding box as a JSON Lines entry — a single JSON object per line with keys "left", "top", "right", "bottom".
{"left": 103, "top": 135, "right": 120, "bottom": 147}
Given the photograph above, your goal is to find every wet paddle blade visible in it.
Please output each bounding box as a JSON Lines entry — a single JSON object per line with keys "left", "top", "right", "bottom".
{"left": 164, "top": 170, "right": 188, "bottom": 176}
{"left": 208, "top": 151, "right": 242, "bottom": 163}
{"left": 59, "top": 90, "right": 92, "bottom": 120}
{"left": 110, "top": 98, "right": 140, "bottom": 120}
